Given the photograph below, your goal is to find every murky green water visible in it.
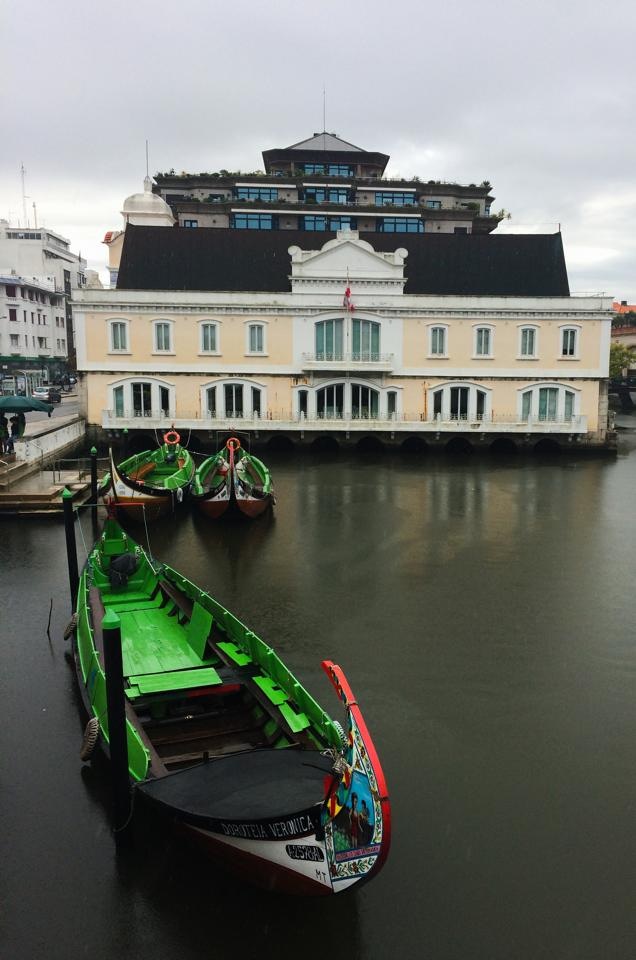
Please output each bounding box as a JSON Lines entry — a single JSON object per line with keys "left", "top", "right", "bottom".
{"left": 2, "top": 436, "right": 635, "bottom": 960}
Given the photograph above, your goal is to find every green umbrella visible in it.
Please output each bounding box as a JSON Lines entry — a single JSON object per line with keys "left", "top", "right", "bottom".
{"left": 0, "top": 395, "right": 54, "bottom": 416}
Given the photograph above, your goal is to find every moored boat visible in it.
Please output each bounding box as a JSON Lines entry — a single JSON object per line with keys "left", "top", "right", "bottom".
{"left": 192, "top": 437, "right": 274, "bottom": 520}
{"left": 106, "top": 428, "right": 195, "bottom": 521}
{"left": 190, "top": 450, "right": 231, "bottom": 519}
{"left": 229, "top": 438, "right": 275, "bottom": 518}
{"left": 71, "top": 519, "right": 390, "bottom": 894}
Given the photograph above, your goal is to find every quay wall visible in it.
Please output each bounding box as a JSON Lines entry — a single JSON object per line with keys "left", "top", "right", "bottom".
{"left": 17, "top": 417, "right": 86, "bottom": 464}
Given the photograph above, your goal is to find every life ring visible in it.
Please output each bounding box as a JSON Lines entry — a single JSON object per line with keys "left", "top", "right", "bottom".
{"left": 164, "top": 429, "right": 180, "bottom": 446}
{"left": 226, "top": 437, "right": 241, "bottom": 452}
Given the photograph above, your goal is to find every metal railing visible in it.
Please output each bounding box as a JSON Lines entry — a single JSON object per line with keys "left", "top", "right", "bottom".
{"left": 101, "top": 408, "right": 587, "bottom": 432}
{"left": 301, "top": 352, "right": 395, "bottom": 365}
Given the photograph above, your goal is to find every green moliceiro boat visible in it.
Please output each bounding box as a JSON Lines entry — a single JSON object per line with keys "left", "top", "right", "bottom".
{"left": 106, "top": 430, "right": 195, "bottom": 521}
{"left": 72, "top": 519, "right": 390, "bottom": 895}
{"left": 192, "top": 437, "right": 275, "bottom": 519}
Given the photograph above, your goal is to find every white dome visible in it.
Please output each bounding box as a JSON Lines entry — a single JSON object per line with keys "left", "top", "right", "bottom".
{"left": 121, "top": 177, "right": 175, "bottom": 227}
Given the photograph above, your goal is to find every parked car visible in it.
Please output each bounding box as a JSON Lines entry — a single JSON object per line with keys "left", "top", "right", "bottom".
{"left": 32, "top": 386, "right": 62, "bottom": 403}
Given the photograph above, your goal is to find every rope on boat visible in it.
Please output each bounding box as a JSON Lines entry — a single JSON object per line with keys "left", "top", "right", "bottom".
{"left": 114, "top": 784, "right": 137, "bottom": 834}
{"left": 63, "top": 612, "right": 78, "bottom": 640}
{"left": 76, "top": 507, "right": 90, "bottom": 559}
{"left": 321, "top": 747, "right": 349, "bottom": 778}
{"left": 80, "top": 717, "right": 99, "bottom": 761}
{"left": 332, "top": 720, "right": 348, "bottom": 748}
{"left": 142, "top": 503, "right": 153, "bottom": 560}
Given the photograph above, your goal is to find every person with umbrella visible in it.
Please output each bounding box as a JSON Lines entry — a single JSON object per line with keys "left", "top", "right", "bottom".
{"left": 0, "top": 414, "right": 8, "bottom": 454}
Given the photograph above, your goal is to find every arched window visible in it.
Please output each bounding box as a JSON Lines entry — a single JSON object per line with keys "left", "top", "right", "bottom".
{"left": 107, "top": 377, "right": 175, "bottom": 420}
{"left": 519, "top": 383, "right": 579, "bottom": 421}
{"left": 351, "top": 384, "right": 379, "bottom": 418}
{"left": 315, "top": 319, "right": 343, "bottom": 360}
{"left": 199, "top": 379, "right": 266, "bottom": 420}
{"left": 317, "top": 383, "right": 344, "bottom": 419}
{"left": 352, "top": 318, "right": 380, "bottom": 361}
{"left": 225, "top": 383, "right": 244, "bottom": 416}
{"left": 428, "top": 383, "right": 492, "bottom": 422}
{"left": 206, "top": 386, "right": 217, "bottom": 417}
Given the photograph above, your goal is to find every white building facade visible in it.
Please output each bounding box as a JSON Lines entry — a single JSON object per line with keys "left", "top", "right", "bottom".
{"left": 0, "top": 220, "right": 86, "bottom": 374}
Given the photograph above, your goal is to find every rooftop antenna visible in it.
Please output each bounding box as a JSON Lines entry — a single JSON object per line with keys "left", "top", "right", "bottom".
{"left": 323, "top": 85, "right": 326, "bottom": 133}
{"left": 21, "top": 163, "right": 30, "bottom": 227}
{"left": 145, "top": 139, "right": 149, "bottom": 178}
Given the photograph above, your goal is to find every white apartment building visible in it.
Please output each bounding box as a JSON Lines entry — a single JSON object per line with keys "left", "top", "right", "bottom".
{"left": 0, "top": 220, "right": 86, "bottom": 372}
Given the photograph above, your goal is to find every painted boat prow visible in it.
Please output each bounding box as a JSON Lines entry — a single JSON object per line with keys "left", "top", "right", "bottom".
{"left": 320, "top": 660, "right": 391, "bottom": 889}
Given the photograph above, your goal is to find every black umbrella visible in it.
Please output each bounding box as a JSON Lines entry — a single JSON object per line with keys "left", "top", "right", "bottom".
{"left": 0, "top": 395, "right": 54, "bottom": 416}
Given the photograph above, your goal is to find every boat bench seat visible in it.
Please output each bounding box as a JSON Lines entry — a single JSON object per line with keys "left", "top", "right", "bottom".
{"left": 100, "top": 590, "right": 154, "bottom": 606}
{"left": 159, "top": 579, "right": 193, "bottom": 619}
{"left": 127, "top": 666, "right": 222, "bottom": 699}
{"left": 253, "top": 674, "right": 289, "bottom": 705}
{"left": 99, "top": 594, "right": 164, "bottom": 613}
{"left": 217, "top": 640, "right": 252, "bottom": 667}
{"left": 129, "top": 462, "right": 155, "bottom": 481}
{"left": 278, "top": 702, "right": 310, "bottom": 733}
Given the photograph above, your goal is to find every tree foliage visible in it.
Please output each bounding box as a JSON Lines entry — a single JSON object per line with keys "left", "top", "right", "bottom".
{"left": 609, "top": 342, "right": 635, "bottom": 378}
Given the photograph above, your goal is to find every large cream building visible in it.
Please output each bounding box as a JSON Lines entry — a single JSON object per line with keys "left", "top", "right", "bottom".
{"left": 74, "top": 192, "right": 612, "bottom": 453}
{"left": 75, "top": 134, "right": 614, "bottom": 452}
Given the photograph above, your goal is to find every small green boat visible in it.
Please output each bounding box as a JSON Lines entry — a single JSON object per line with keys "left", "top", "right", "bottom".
{"left": 192, "top": 437, "right": 274, "bottom": 519}
{"left": 71, "top": 519, "right": 390, "bottom": 894}
{"left": 106, "top": 429, "right": 195, "bottom": 521}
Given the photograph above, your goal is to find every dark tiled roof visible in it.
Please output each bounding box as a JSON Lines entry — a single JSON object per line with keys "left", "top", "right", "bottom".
{"left": 117, "top": 225, "right": 570, "bottom": 297}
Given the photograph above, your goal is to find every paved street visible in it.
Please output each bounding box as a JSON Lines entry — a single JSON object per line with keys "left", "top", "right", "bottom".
{"left": 24, "top": 394, "right": 79, "bottom": 424}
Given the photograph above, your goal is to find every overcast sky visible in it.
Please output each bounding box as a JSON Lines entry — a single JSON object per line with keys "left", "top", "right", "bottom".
{"left": 2, "top": 0, "right": 635, "bottom": 298}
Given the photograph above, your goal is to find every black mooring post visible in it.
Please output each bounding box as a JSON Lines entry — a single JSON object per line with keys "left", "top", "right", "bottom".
{"left": 122, "top": 427, "right": 128, "bottom": 459}
{"left": 102, "top": 609, "right": 132, "bottom": 842}
{"left": 62, "top": 488, "right": 79, "bottom": 609}
{"left": 90, "top": 446, "right": 98, "bottom": 528}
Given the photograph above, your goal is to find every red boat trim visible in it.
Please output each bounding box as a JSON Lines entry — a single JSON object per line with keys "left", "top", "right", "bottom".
{"left": 321, "top": 660, "right": 391, "bottom": 879}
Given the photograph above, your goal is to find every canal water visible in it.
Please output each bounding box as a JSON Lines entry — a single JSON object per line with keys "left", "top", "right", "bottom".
{"left": 2, "top": 434, "right": 635, "bottom": 960}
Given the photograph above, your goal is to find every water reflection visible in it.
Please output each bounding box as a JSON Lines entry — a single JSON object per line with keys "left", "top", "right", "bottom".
{"left": 1, "top": 444, "right": 635, "bottom": 960}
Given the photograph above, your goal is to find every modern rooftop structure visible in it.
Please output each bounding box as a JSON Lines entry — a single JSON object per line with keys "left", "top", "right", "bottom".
{"left": 153, "top": 132, "right": 501, "bottom": 237}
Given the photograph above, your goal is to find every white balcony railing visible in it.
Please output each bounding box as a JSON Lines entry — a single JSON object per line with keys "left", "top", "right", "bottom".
{"left": 301, "top": 352, "right": 394, "bottom": 371}
{"left": 101, "top": 408, "right": 589, "bottom": 435}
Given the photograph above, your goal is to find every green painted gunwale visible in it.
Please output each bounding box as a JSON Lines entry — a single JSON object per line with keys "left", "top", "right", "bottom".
{"left": 193, "top": 447, "right": 273, "bottom": 497}
{"left": 235, "top": 450, "right": 273, "bottom": 495}
{"left": 192, "top": 453, "right": 227, "bottom": 497}
{"left": 75, "top": 519, "right": 341, "bottom": 782}
{"left": 117, "top": 443, "right": 195, "bottom": 490}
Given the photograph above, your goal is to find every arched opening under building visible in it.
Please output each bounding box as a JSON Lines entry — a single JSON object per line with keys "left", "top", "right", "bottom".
{"left": 401, "top": 436, "right": 429, "bottom": 456}
{"left": 310, "top": 435, "right": 340, "bottom": 456}
{"left": 445, "top": 437, "right": 474, "bottom": 456}
{"left": 356, "top": 435, "right": 385, "bottom": 456}
{"left": 534, "top": 438, "right": 562, "bottom": 457}
{"left": 489, "top": 437, "right": 518, "bottom": 456}
{"left": 265, "top": 434, "right": 295, "bottom": 455}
